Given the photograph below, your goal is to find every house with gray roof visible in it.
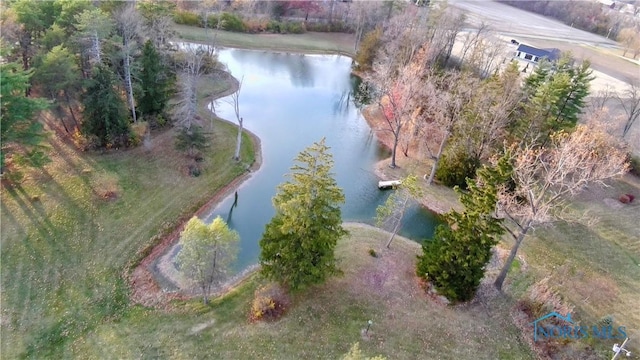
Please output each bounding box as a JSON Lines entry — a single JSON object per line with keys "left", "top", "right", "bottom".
{"left": 514, "top": 44, "right": 562, "bottom": 64}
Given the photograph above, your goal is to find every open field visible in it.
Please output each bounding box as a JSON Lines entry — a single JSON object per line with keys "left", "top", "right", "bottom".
{"left": 0, "top": 75, "right": 255, "bottom": 358}
{"left": 174, "top": 25, "right": 356, "bottom": 56}
{"left": 509, "top": 175, "right": 640, "bottom": 355}
{"left": 67, "top": 223, "right": 534, "bottom": 360}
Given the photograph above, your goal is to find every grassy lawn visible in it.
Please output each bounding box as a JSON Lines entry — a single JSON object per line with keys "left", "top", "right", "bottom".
{"left": 504, "top": 175, "right": 640, "bottom": 356}
{"left": 174, "top": 24, "right": 356, "bottom": 56}
{"left": 0, "top": 76, "right": 254, "bottom": 358}
{"left": 68, "top": 224, "right": 534, "bottom": 359}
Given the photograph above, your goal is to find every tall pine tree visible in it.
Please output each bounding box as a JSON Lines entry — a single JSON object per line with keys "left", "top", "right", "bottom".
{"left": 136, "top": 40, "right": 171, "bottom": 119}
{"left": 1, "top": 62, "right": 49, "bottom": 175}
{"left": 417, "top": 154, "right": 512, "bottom": 302}
{"left": 515, "top": 55, "right": 593, "bottom": 143}
{"left": 260, "top": 138, "right": 347, "bottom": 291}
{"left": 82, "top": 64, "right": 130, "bottom": 147}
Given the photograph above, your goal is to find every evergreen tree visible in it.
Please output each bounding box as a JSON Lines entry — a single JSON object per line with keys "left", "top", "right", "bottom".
{"left": 82, "top": 64, "right": 130, "bottom": 147}
{"left": 0, "top": 63, "right": 48, "bottom": 173}
{"left": 417, "top": 155, "right": 511, "bottom": 302}
{"left": 260, "top": 138, "right": 347, "bottom": 291}
{"left": 136, "top": 40, "right": 171, "bottom": 118}
{"left": 33, "top": 45, "right": 81, "bottom": 132}
{"left": 0, "top": 62, "right": 49, "bottom": 175}
{"left": 517, "top": 55, "right": 593, "bottom": 142}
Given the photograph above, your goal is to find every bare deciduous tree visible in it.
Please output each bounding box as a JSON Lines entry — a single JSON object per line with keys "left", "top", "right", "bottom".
{"left": 422, "top": 71, "right": 478, "bottom": 184}
{"left": 173, "top": 49, "right": 206, "bottom": 130}
{"left": 228, "top": 77, "right": 244, "bottom": 161}
{"left": 425, "top": 4, "right": 466, "bottom": 66}
{"left": 379, "top": 5, "right": 430, "bottom": 70}
{"left": 617, "top": 81, "right": 640, "bottom": 139}
{"left": 376, "top": 175, "right": 423, "bottom": 249}
{"left": 494, "top": 125, "right": 629, "bottom": 291}
{"left": 75, "top": 9, "right": 113, "bottom": 71}
{"left": 460, "top": 62, "right": 523, "bottom": 162}
{"left": 116, "top": 4, "right": 143, "bottom": 123}
{"left": 459, "top": 22, "right": 491, "bottom": 65}
{"left": 588, "top": 85, "right": 615, "bottom": 113}
{"left": 368, "top": 57, "right": 425, "bottom": 168}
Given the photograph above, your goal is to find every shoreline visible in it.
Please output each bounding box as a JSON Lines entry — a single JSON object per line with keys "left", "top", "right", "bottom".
{"left": 129, "top": 47, "right": 451, "bottom": 308}
{"left": 128, "top": 72, "right": 264, "bottom": 309}
{"left": 359, "top": 105, "right": 458, "bottom": 216}
{"left": 175, "top": 37, "right": 354, "bottom": 57}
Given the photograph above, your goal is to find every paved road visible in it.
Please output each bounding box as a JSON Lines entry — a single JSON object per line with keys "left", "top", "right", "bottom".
{"left": 449, "top": 0, "right": 618, "bottom": 47}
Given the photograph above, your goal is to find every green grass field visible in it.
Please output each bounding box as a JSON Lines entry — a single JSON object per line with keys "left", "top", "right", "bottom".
{"left": 66, "top": 224, "right": 534, "bottom": 359}
{"left": 506, "top": 175, "right": 640, "bottom": 356}
{"left": 174, "top": 25, "right": 356, "bottom": 56}
{"left": 0, "top": 76, "right": 254, "bottom": 358}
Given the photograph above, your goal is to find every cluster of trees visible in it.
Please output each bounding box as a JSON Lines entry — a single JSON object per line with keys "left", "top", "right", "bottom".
{"left": 358, "top": 2, "right": 630, "bottom": 302}
{"left": 178, "top": 138, "right": 347, "bottom": 302}
{"left": 618, "top": 26, "right": 640, "bottom": 59}
{"left": 498, "top": 0, "right": 639, "bottom": 41}
{"left": 1, "top": 1, "right": 238, "bottom": 178}
{"left": 1, "top": 0, "right": 176, "bottom": 172}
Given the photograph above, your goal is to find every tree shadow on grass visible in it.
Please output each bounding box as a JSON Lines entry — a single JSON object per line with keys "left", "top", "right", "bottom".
{"left": 3, "top": 182, "right": 57, "bottom": 242}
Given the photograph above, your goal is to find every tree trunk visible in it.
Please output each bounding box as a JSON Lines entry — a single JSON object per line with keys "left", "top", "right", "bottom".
{"left": 65, "top": 93, "right": 80, "bottom": 131}
{"left": 234, "top": 117, "right": 243, "bottom": 161}
{"left": 386, "top": 195, "right": 409, "bottom": 248}
{"left": 92, "top": 30, "right": 101, "bottom": 64}
{"left": 390, "top": 131, "right": 400, "bottom": 168}
{"left": 427, "top": 129, "right": 449, "bottom": 185}
{"left": 328, "top": 0, "right": 336, "bottom": 24}
{"left": 354, "top": 20, "right": 363, "bottom": 52}
{"left": 202, "top": 285, "right": 209, "bottom": 304}
{"left": 494, "top": 222, "right": 531, "bottom": 291}
{"left": 124, "top": 48, "right": 137, "bottom": 123}
{"left": 58, "top": 105, "right": 71, "bottom": 134}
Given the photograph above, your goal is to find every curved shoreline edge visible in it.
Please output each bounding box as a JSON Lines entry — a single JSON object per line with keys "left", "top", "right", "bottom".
{"left": 127, "top": 50, "right": 447, "bottom": 308}
{"left": 139, "top": 221, "right": 421, "bottom": 307}
{"left": 128, "top": 72, "right": 264, "bottom": 309}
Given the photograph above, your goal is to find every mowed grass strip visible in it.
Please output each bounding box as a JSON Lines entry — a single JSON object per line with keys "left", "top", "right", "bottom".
{"left": 173, "top": 24, "right": 356, "bottom": 56}
{"left": 0, "top": 75, "right": 254, "bottom": 358}
{"left": 70, "top": 224, "right": 533, "bottom": 360}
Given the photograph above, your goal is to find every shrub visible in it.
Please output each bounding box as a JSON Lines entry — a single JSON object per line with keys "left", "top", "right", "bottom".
{"left": 368, "top": 248, "right": 377, "bottom": 258}
{"left": 306, "top": 21, "right": 352, "bottom": 33}
{"left": 527, "top": 278, "right": 574, "bottom": 319}
{"left": 188, "top": 163, "right": 202, "bottom": 177}
{"left": 130, "top": 121, "right": 149, "bottom": 147}
{"left": 305, "top": 22, "right": 328, "bottom": 32}
{"left": 250, "top": 283, "right": 290, "bottom": 322}
{"left": 628, "top": 155, "right": 640, "bottom": 177}
{"left": 619, "top": 194, "right": 635, "bottom": 203}
{"left": 205, "top": 14, "right": 219, "bottom": 28}
{"left": 354, "top": 28, "right": 382, "bottom": 71}
{"left": 220, "top": 12, "right": 246, "bottom": 32}
{"left": 435, "top": 149, "right": 481, "bottom": 190}
{"left": 244, "top": 18, "right": 268, "bottom": 33}
{"left": 173, "top": 10, "right": 201, "bottom": 26}
{"left": 284, "top": 21, "right": 305, "bottom": 34}
{"left": 266, "top": 20, "right": 282, "bottom": 33}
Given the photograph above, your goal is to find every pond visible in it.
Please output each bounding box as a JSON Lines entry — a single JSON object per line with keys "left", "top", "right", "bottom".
{"left": 158, "top": 48, "right": 440, "bottom": 282}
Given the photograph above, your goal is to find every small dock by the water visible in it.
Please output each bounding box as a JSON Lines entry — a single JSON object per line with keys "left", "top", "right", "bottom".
{"left": 378, "top": 180, "right": 402, "bottom": 190}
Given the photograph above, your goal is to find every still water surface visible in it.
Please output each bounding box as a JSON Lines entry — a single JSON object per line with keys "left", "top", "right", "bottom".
{"left": 202, "top": 48, "right": 438, "bottom": 271}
